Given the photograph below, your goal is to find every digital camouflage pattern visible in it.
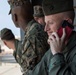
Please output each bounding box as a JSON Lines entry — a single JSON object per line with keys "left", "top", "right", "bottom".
{"left": 20, "top": 19, "right": 49, "bottom": 74}
{"left": 26, "top": 31, "right": 76, "bottom": 75}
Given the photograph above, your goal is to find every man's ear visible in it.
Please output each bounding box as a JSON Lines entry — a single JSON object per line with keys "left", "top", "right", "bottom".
{"left": 34, "top": 17, "right": 38, "bottom": 21}
{"left": 13, "top": 14, "right": 18, "bottom": 22}
{"left": 3, "top": 40, "right": 7, "bottom": 46}
{"left": 12, "top": 13, "right": 19, "bottom": 27}
{"left": 65, "top": 18, "right": 73, "bottom": 24}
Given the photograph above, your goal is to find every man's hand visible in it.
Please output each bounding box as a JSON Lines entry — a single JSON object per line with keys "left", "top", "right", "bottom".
{"left": 48, "top": 28, "right": 66, "bottom": 55}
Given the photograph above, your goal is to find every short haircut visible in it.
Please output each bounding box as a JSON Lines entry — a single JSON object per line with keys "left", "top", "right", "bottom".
{"left": 0, "top": 28, "right": 15, "bottom": 41}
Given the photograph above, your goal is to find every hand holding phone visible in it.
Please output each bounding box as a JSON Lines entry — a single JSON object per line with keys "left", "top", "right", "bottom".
{"left": 57, "top": 20, "right": 74, "bottom": 40}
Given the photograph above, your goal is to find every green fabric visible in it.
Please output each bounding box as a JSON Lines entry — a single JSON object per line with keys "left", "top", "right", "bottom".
{"left": 42, "top": 0, "right": 74, "bottom": 16}
{"left": 26, "top": 31, "right": 76, "bottom": 75}
{"left": 21, "top": 19, "right": 49, "bottom": 74}
{"left": 13, "top": 39, "right": 22, "bottom": 65}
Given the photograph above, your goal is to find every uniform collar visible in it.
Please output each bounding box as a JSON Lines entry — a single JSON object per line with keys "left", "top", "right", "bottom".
{"left": 24, "top": 19, "right": 36, "bottom": 35}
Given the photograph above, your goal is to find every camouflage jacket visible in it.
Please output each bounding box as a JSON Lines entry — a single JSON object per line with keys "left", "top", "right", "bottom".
{"left": 21, "top": 19, "right": 49, "bottom": 74}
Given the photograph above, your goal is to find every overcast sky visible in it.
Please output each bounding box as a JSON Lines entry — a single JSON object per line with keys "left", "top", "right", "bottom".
{"left": 0, "top": 0, "right": 20, "bottom": 37}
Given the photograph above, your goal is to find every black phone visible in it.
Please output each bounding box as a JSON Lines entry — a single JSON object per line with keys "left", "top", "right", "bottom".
{"left": 57, "top": 20, "right": 74, "bottom": 38}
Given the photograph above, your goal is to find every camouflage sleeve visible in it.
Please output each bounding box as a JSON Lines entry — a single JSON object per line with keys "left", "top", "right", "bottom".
{"left": 21, "top": 37, "right": 37, "bottom": 74}
{"left": 29, "top": 35, "right": 48, "bottom": 63}
{"left": 21, "top": 22, "right": 49, "bottom": 74}
{"left": 21, "top": 34, "right": 48, "bottom": 74}
{"left": 27, "top": 23, "right": 49, "bottom": 64}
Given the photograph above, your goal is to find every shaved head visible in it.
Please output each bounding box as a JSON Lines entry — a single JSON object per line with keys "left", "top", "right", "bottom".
{"left": 11, "top": 2, "right": 33, "bottom": 31}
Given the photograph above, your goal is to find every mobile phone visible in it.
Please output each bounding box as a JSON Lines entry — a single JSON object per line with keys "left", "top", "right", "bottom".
{"left": 57, "top": 20, "right": 74, "bottom": 39}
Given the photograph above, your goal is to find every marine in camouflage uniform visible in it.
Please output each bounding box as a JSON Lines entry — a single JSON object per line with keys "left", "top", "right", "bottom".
{"left": 21, "top": 19, "right": 49, "bottom": 74}
{"left": 7, "top": 0, "right": 49, "bottom": 74}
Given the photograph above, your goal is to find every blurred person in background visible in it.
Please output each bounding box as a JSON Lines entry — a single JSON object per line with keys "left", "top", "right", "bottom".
{"left": 0, "top": 28, "right": 22, "bottom": 64}
{"left": 33, "top": 5, "right": 45, "bottom": 29}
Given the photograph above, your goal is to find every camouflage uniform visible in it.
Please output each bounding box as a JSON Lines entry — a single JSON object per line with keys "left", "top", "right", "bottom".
{"left": 7, "top": 0, "right": 49, "bottom": 74}
{"left": 21, "top": 19, "right": 49, "bottom": 74}
{"left": 13, "top": 39, "right": 22, "bottom": 65}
